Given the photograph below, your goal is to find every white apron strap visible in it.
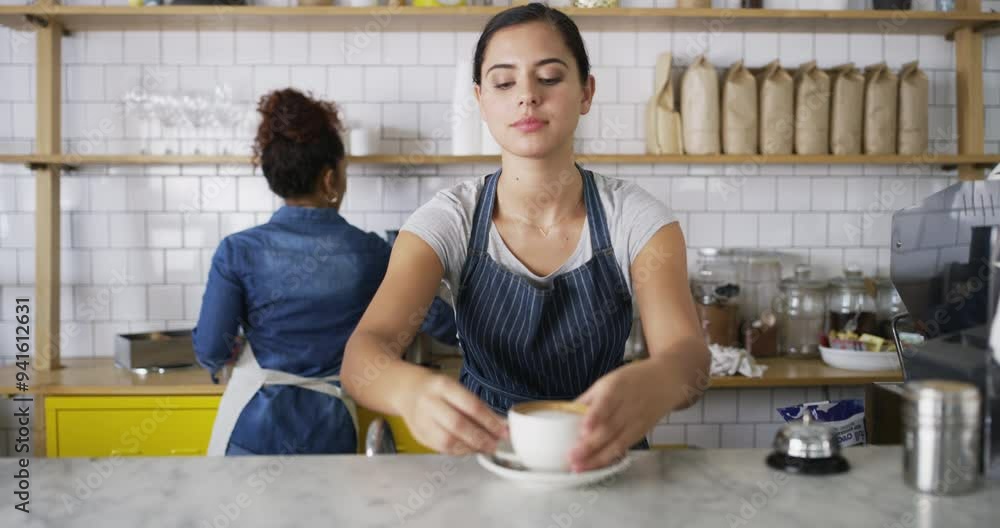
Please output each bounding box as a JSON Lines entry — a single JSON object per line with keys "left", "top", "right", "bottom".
{"left": 259, "top": 370, "right": 359, "bottom": 443}
{"left": 206, "top": 343, "right": 265, "bottom": 456}
{"left": 206, "top": 343, "right": 359, "bottom": 456}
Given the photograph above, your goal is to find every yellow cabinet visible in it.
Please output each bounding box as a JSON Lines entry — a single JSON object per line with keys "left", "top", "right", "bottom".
{"left": 45, "top": 395, "right": 221, "bottom": 457}
{"left": 45, "top": 395, "right": 433, "bottom": 457}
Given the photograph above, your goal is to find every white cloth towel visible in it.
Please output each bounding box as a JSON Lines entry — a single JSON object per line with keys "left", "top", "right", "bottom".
{"left": 709, "top": 344, "right": 768, "bottom": 378}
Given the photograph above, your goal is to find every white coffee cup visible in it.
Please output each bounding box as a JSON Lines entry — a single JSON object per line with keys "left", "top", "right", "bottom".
{"left": 500, "top": 401, "right": 587, "bottom": 473}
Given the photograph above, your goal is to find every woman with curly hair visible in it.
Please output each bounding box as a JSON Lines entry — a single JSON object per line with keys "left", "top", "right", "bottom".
{"left": 194, "top": 89, "right": 457, "bottom": 456}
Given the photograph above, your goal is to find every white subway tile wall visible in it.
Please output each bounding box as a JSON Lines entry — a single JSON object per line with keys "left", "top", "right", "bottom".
{"left": 2, "top": 1, "right": 998, "bottom": 453}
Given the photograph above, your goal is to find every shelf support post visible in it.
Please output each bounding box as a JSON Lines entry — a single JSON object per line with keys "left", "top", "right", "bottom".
{"left": 955, "top": 0, "right": 986, "bottom": 181}
{"left": 34, "top": 1, "right": 62, "bottom": 372}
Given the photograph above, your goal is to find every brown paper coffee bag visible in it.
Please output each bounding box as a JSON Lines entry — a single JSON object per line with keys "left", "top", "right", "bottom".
{"left": 757, "top": 60, "right": 794, "bottom": 155}
{"left": 721, "top": 60, "right": 758, "bottom": 155}
{"left": 897, "top": 61, "right": 929, "bottom": 155}
{"left": 645, "top": 53, "right": 684, "bottom": 155}
{"left": 829, "top": 63, "right": 864, "bottom": 155}
{"left": 794, "top": 61, "right": 831, "bottom": 155}
{"left": 863, "top": 62, "right": 899, "bottom": 154}
{"left": 681, "top": 55, "right": 720, "bottom": 155}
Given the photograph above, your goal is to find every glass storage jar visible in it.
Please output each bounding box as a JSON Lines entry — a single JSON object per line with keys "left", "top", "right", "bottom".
{"left": 777, "top": 265, "right": 827, "bottom": 358}
{"left": 727, "top": 249, "right": 783, "bottom": 323}
{"left": 827, "top": 266, "right": 879, "bottom": 336}
{"left": 876, "top": 278, "right": 905, "bottom": 339}
{"left": 692, "top": 268, "right": 741, "bottom": 347}
{"left": 696, "top": 248, "right": 739, "bottom": 286}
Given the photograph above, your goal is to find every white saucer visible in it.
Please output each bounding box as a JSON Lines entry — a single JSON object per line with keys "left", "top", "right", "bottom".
{"left": 476, "top": 451, "right": 632, "bottom": 489}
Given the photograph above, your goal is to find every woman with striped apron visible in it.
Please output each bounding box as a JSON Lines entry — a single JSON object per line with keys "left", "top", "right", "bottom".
{"left": 457, "top": 167, "right": 637, "bottom": 427}
{"left": 343, "top": 4, "right": 709, "bottom": 472}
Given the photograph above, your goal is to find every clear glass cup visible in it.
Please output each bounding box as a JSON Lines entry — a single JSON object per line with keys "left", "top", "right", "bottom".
{"left": 151, "top": 93, "right": 185, "bottom": 155}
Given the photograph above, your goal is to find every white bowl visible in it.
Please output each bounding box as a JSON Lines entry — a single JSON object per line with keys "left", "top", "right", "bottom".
{"left": 820, "top": 346, "right": 901, "bottom": 371}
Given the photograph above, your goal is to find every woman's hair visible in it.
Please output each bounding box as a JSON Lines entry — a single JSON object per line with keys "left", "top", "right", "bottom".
{"left": 253, "top": 88, "right": 345, "bottom": 199}
{"left": 472, "top": 3, "right": 590, "bottom": 86}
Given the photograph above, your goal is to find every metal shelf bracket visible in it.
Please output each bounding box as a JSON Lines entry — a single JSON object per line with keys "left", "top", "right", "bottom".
{"left": 26, "top": 162, "right": 78, "bottom": 172}
{"left": 20, "top": 14, "right": 71, "bottom": 36}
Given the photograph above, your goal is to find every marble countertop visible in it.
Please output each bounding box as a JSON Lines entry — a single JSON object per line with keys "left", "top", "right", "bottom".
{"left": 1, "top": 446, "right": 995, "bottom": 527}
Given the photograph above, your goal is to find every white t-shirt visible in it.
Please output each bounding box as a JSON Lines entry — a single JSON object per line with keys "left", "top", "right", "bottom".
{"left": 401, "top": 172, "right": 677, "bottom": 297}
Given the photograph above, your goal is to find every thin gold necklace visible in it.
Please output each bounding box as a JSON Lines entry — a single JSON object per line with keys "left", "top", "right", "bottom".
{"left": 504, "top": 195, "right": 584, "bottom": 238}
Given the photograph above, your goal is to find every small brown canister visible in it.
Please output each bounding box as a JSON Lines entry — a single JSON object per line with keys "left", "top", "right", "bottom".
{"left": 903, "top": 381, "right": 982, "bottom": 495}
{"left": 744, "top": 317, "right": 778, "bottom": 358}
{"left": 696, "top": 302, "right": 741, "bottom": 347}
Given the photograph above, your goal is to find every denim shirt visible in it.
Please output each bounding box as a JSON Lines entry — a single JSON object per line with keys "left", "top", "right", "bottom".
{"left": 193, "top": 205, "right": 457, "bottom": 455}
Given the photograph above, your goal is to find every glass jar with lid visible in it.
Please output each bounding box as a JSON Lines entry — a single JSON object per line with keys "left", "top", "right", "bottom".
{"left": 691, "top": 268, "right": 741, "bottom": 347}
{"left": 726, "top": 249, "right": 783, "bottom": 323}
{"left": 696, "top": 248, "right": 739, "bottom": 286}
{"left": 875, "top": 278, "right": 905, "bottom": 339}
{"left": 827, "top": 265, "right": 878, "bottom": 336}
{"left": 777, "top": 265, "right": 827, "bottom": 358}
{"left": 698, "top": 248, "right": 782, "bottom": 323}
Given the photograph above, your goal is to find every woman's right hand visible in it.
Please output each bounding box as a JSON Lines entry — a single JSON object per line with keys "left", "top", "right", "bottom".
{"left": 400, "top": 373, "right": 508, "bottom": 455}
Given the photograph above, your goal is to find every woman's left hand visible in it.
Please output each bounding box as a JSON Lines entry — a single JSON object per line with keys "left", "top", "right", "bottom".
{"left": 567, "top": 362, "right": 673, "bottom": 472}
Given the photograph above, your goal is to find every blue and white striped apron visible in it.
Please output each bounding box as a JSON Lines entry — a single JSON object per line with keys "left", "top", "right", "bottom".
{"left": 455, "top": 167, "right": 643, "bottom": 450}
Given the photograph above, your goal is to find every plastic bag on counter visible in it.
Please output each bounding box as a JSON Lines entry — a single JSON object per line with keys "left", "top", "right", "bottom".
{"left": 777, "top": 399, "right": 867, "bottom": 447}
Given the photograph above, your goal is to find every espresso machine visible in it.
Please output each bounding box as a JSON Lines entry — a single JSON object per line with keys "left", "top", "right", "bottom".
{"left": 890, "top": 179, "right": 1000, "bottom": 481}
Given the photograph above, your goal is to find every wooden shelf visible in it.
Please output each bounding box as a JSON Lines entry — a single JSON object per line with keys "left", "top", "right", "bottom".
{"left": 0, "top": 357, "right": 900, "bottom": 395}
{"left": 2, "top": 6, "right": 999, "bottom": 34}
{"left": 1, "top": 152, "right": 997, "bottom": 168}
{"left": 709, "top": 358, "right": 902, "bottom": 388}
{"left": 0, "top": 358, "right": 224, "bottom": 396}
